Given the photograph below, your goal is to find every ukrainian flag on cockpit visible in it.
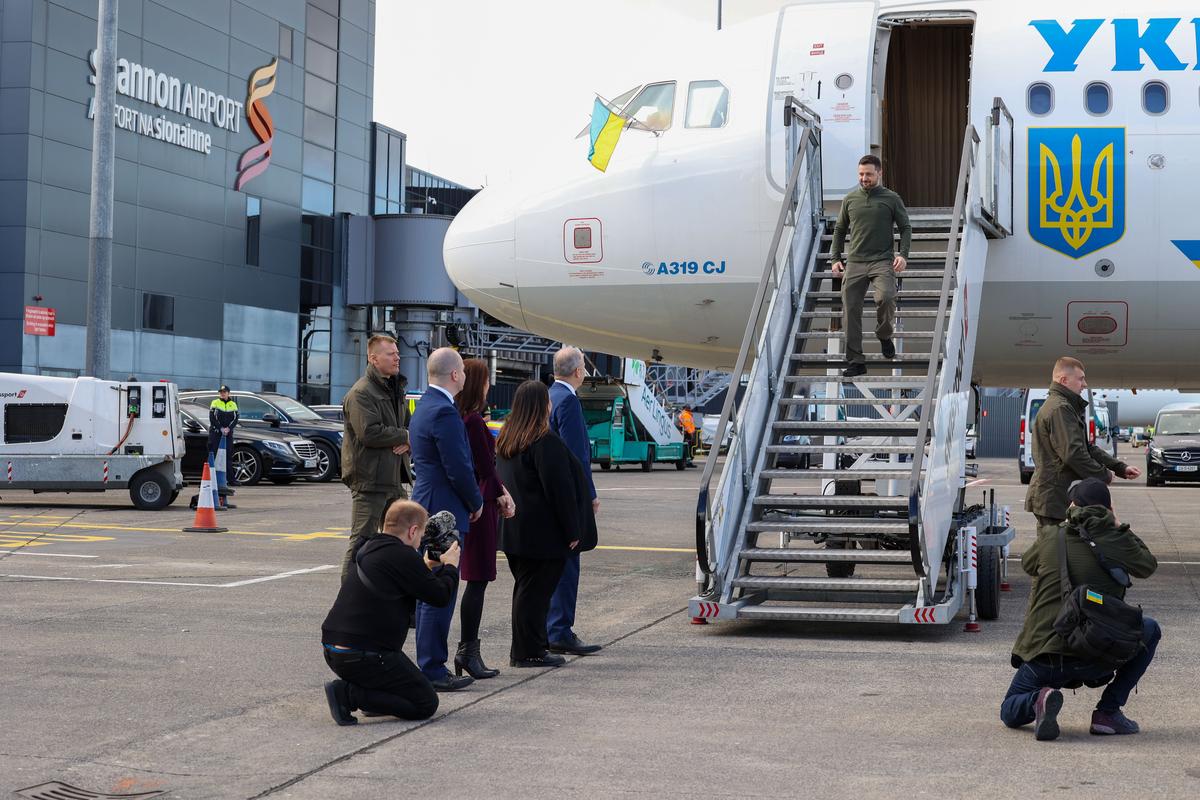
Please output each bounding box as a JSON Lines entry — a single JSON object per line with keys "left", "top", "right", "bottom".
{"left": 588, "top": 98, "right": 625, "bottom": 172}
{"left": 1028, "top": 128, "right": 1125, "bottom": 259}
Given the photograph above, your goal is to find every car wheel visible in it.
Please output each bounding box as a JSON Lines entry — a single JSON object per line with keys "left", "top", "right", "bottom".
{"left": 599, "top": 461, "right": 612, "bottom": 471}
{"left": 230, "top": 446, "right": 264, "bottom": 486}
{"left": 641, "top": 445, "right": 654, "bottom": 472}
{"left": 675, "top": 457, "right": 686, "bottom": 471}
{"left": 309, "top": 441, "right": 338, "bottom": 483}
{"left": 129, "top": 471, "right": 172, "bottom": 510}
{"left": 1019, "top": 471, "right": 1031, "bottom": 485}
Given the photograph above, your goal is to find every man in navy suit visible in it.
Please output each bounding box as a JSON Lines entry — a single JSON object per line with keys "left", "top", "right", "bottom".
{"left": 546, "top": 347, "right": 603, "bottom": 656}
{"left": 411, "top": 347, "right": 484, "bottom": 691}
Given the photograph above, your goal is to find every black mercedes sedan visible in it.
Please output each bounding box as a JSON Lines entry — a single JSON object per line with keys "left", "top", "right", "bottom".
{"left": 179, "top": 403, "right": 320, "bottom": 486}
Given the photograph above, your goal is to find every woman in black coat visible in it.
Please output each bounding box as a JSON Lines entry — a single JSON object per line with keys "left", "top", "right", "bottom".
{"left": 496, "top": 380, "right": 597, "bottom": 668}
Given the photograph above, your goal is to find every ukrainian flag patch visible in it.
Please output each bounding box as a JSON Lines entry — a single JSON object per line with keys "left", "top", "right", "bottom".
{"left": 1086, "top": 589, "right": 1104, "bottom": 605}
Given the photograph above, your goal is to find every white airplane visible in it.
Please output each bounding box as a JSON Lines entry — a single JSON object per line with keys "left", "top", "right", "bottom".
{"left": 444, "top": 1, "right": 1200, "bottom": 389}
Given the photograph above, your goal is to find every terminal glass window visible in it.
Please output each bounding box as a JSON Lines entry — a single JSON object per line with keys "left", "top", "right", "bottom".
{"left": 304, "top": 74, "right": 337, "bottom": 117}
{"left": 142, "top": 293, "right": 174, "bottom": 332}
{"left": 306, "top": 4, "right": 338, "bottom": 49}
{"left": 1143, "top": 81, "right": 1168, "bottom": 115}
{"left": 303, "top": 142, "right": 335, "bottom": 183}
{"left": 372, "top": 125, "right": 405, "bottom": 214}
{"left": 302, "top": 177, "right": 333, "bottom": 215}
{"left": 306, "top": 39, "right": 338, "bottom": 83}
{"left": 685, "top": 80, "right": 729, "bottom": 128}
{"left": 1085, "top": 82, "right": 1111, "bottom": 116}
{"left": 624, "top": 82, "right": 676, "bottom": 130}
{"left": 279, "top": 25, "right": 294, "bottom": 61}
{"left": 1027, "top": 82, "right": 1053, "bottom": 116}
{"left": 245, "top": 196, "right": 260, "bottom": 266}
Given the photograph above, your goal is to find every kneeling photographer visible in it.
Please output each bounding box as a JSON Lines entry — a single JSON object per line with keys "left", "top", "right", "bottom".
{"left": 1001, "top": 478, "right": 1160, "bottom": 741}
{"left": 320, "top": 499, "right": 460, "bottom": 725}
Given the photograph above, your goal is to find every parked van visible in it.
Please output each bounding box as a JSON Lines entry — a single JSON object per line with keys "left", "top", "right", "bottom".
{"left": 1017, "top": 388, "right": 1116, "bottom": 484}
{"left": 1144, "top": 403, "right": 1200, "bottom": 486}
{"left": 0, "top": 373, "right": 185, "bottom": 509}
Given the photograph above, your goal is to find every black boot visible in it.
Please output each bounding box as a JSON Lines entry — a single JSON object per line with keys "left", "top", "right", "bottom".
{"left": 454, "top": 639, "right": 500, "bottom": 679}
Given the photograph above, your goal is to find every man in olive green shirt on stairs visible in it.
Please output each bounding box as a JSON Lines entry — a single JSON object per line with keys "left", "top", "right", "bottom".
{"left": 830, "top": 154, "right": 912, "bottom": 378}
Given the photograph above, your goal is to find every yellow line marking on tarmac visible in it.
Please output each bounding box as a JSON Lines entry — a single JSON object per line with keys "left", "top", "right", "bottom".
{"left": 2, "top": 564, "right": 336, "bottom": 588}
{"left": 0, "top": 532, "right": 115, "bottom": 548}
{"left": 0, "top": 550, "right": 98, "bottom": 558}
{"left": 0, "top": 520, "right": 334, "bottom": 541}
{"left": 6, "top": 514, "right": 72, "bottom": 519}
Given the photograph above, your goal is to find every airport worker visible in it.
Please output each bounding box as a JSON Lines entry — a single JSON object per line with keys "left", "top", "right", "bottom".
{"left": 339, "top": 335, "right": 412, "bottom": 581}
{"left": 321, "top": 499, "right": 461, "bottom": 725}
{"left": 1002, "top": 478, "right": 1160, "bottom": 740}
{"left": 679, "top": 405, "right": 698, "bottom": 465}
{"left": 496, "top": 380, "right": 598, "bottom": 668}
{"left": 410, "top": 347, "right": 484, "bottom": 692}
{"left": 454, "top": 358, "right": 516, "bottom": 680}
{"left": 546, "top": 346, "right": 603, "bottom": 656}
{"left": 829, "top": 154, "right": 912, "bottom": 378}
{"left": 207, "top": 385, "right": 239, "bottom": 457}
{"left": 1025, "top": 357, "right": 1140, "bottom": 530}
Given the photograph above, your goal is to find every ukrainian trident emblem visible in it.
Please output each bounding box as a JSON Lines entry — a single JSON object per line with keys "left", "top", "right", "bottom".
{"left": 1028, "top": 128, "right": 1124, "bottom": 259}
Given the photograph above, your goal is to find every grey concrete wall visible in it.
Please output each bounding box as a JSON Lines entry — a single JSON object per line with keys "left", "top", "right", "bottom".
{"left": 2, "top": 0, "right": 375, "bottom": 397}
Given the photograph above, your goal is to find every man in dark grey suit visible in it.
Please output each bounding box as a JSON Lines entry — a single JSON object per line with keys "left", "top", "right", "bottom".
{"left": 546, "top": 347, "right": 602, "bottom": 656}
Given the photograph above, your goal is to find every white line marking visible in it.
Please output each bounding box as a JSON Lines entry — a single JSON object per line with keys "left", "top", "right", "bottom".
{"left": 0, "top": 550, "right": 98, "bottom": 559}
{"left": 2, "top": 564, "right": 337, "bottom": 588}
{"left": 219, "top": 565, "right": 336, "bottom": 587}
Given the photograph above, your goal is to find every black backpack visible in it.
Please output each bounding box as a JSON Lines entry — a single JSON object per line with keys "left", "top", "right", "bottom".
{"left": 1052, "top": 525, "right": 1145, "bottom": 668}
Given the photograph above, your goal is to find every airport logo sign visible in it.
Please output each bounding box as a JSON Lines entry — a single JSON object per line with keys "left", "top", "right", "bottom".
{"left": 235, "top": 60, "right": 278, "bottom": 191}
{"left": 1028, "top": 128, "right": 1125, "bottom": 259}
{"left": 87, "top": 51, "right": 244, "bottom": 156}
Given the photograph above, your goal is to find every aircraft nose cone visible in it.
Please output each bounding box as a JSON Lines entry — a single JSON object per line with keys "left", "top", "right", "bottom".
{"left": 444, "top": 184, "right": 522, "bottom": 326}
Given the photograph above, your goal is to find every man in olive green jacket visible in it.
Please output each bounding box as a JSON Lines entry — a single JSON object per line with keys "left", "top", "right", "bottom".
{"left": 1025, "top": 357, "right": 1140, "bottom": 528}
{"left": 1003, "top": 478, "right": 1160, "bottom": 740}
{"left": 830, "top": 154, "right": 912, "bottom": 378}
{"left": 339, "top": 335, "right": 412, "bottom": 580}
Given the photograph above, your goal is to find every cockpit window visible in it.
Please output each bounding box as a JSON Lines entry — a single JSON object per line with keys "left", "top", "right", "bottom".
{"left": 685, "top": 80, "right": 729, "bottom": 128}
{"left": 624, "top": 82, "right": 676, "bottom": 131}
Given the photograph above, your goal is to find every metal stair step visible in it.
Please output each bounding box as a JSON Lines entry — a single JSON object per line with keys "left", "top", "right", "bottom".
{"left": 820, "top": 232, "right": 961, "bottom": 241}
{"left": 766, "top": 443, "right": 917, "bottom": 454}
{"left": 778, "top": 396, "right": 928, "bottom": 407}
{"left": 747, "top": 518, "right": 910, "bottom": 535}
{"left": 811, "top": 269, "right": 948, "bottom": 280}
{"left": 795, "top": 330, "right": 935, "bottom": 339}
{"left": 733, "top": 576, "right": 920, "bottom": 593}
{"left": 784, "top": 374, "right": 929, "bottom": 385}
{"left": 773, "top": 420, "right": 921, "bottom": 434}
{"left": 761, "top": 468, "right": 923, "bottom": 480}
{"left": 736, "top": 605, "right": 904, "bottom": 623}
{"left": 752, "top": 494, "right": 909, "bottom": 509}
{"left": 801, "top": 309, "right": 949, "bottom": 319}
{"left": 807, "top": 290, "right": 945, "bottom": 300}
{"left": 790, "top": 353, "right": 935, "bottom": 364}
{"left": 739, "top": 547, "right": 914, "bottom": 564}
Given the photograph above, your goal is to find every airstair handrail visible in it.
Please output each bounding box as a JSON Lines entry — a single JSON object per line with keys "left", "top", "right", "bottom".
{"left": 907, "top": 124, "right": 980, "bottom": 579}
{"left": 695, "top": 96, "right": 822, "bottom": 575}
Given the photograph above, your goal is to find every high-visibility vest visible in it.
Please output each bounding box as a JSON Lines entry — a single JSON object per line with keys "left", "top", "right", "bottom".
{"left": 679, "top": 410, "right": 696, "bottom": 435}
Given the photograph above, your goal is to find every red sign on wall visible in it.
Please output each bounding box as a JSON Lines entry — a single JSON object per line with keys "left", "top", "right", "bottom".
{"left": 24, "top": 306, "right": 55, "bottom": 336}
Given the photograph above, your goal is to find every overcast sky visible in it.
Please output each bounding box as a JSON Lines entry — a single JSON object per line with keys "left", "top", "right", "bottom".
{"left": 372, "top": 1, "right": 786, "bottom": 188}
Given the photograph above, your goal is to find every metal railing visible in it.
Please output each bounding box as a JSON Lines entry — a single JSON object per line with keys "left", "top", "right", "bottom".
{"left": 906, "top": 124, "right": 980, "bottom": 591}
{"left": 695, "top": 97, "right": 823, "bottom": 583}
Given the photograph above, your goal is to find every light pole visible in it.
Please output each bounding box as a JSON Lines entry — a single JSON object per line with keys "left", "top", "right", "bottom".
{"left": 85, "top": 0, "right": 118, "bottom": 378}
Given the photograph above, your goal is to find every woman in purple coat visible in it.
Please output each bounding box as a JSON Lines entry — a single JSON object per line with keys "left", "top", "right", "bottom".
{"left": 454, "top": 359, "right": 514, "bottom": 679}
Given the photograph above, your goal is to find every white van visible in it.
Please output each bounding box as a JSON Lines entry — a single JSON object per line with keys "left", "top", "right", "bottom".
{"left": 1018, "top": 388, "right": 1117, "bottom": 484}
{"left": 0, "top": 373, "right": 185, "bottom": 509}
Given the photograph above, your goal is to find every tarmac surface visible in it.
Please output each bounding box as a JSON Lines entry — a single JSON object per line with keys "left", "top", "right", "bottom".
{"left": 3, "top": 456, "right": 1200, "bottom": 799}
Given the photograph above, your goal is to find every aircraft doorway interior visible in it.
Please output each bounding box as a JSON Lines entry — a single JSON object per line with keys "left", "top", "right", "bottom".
{"left": 881, "top": 22, "right": 974, "bottom": 208}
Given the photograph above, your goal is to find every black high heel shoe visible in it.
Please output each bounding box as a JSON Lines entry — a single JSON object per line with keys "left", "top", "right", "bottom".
{"left": 454, "top": 639, "right": 500, "bottom": 679}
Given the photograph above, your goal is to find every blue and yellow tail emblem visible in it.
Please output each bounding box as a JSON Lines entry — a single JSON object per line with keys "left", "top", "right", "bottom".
{"left": 1029, "top": 128, "right": 1125, "bottom": 259}
{"left": 1171, "top": 240, "right": 1200, "bottom": 269}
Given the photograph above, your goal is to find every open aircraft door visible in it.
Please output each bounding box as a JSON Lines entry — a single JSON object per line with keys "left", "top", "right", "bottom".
{"left": 767, "top": 0, "right": 878, "bottom": 200}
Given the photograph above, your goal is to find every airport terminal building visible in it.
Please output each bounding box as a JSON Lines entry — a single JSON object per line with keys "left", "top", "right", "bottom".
{"left": 0, "top": 0, "right": 480, "bottom": 403}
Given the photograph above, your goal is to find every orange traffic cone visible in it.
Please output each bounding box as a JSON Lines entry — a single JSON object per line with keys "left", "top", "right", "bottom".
{"left": 184, "top": 462, "right": 228, "bottom": 533}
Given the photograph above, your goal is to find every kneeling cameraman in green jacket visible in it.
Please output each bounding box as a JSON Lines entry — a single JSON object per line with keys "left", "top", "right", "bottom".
{"left": 1002, "top": 478, "right": 1160, "bottom": 741}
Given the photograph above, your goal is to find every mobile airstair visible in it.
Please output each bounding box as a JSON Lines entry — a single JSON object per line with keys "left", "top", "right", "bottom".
{"left": 690, "top": 98, "right": 1017, "bottom": 627}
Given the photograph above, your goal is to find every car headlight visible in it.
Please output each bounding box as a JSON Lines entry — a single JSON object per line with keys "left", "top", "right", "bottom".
{"left": 1149, "top": 447, "right": 1163, "bottom": 461}
{"left": 264, "top": 440, "right": 290, "bottom": 454}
